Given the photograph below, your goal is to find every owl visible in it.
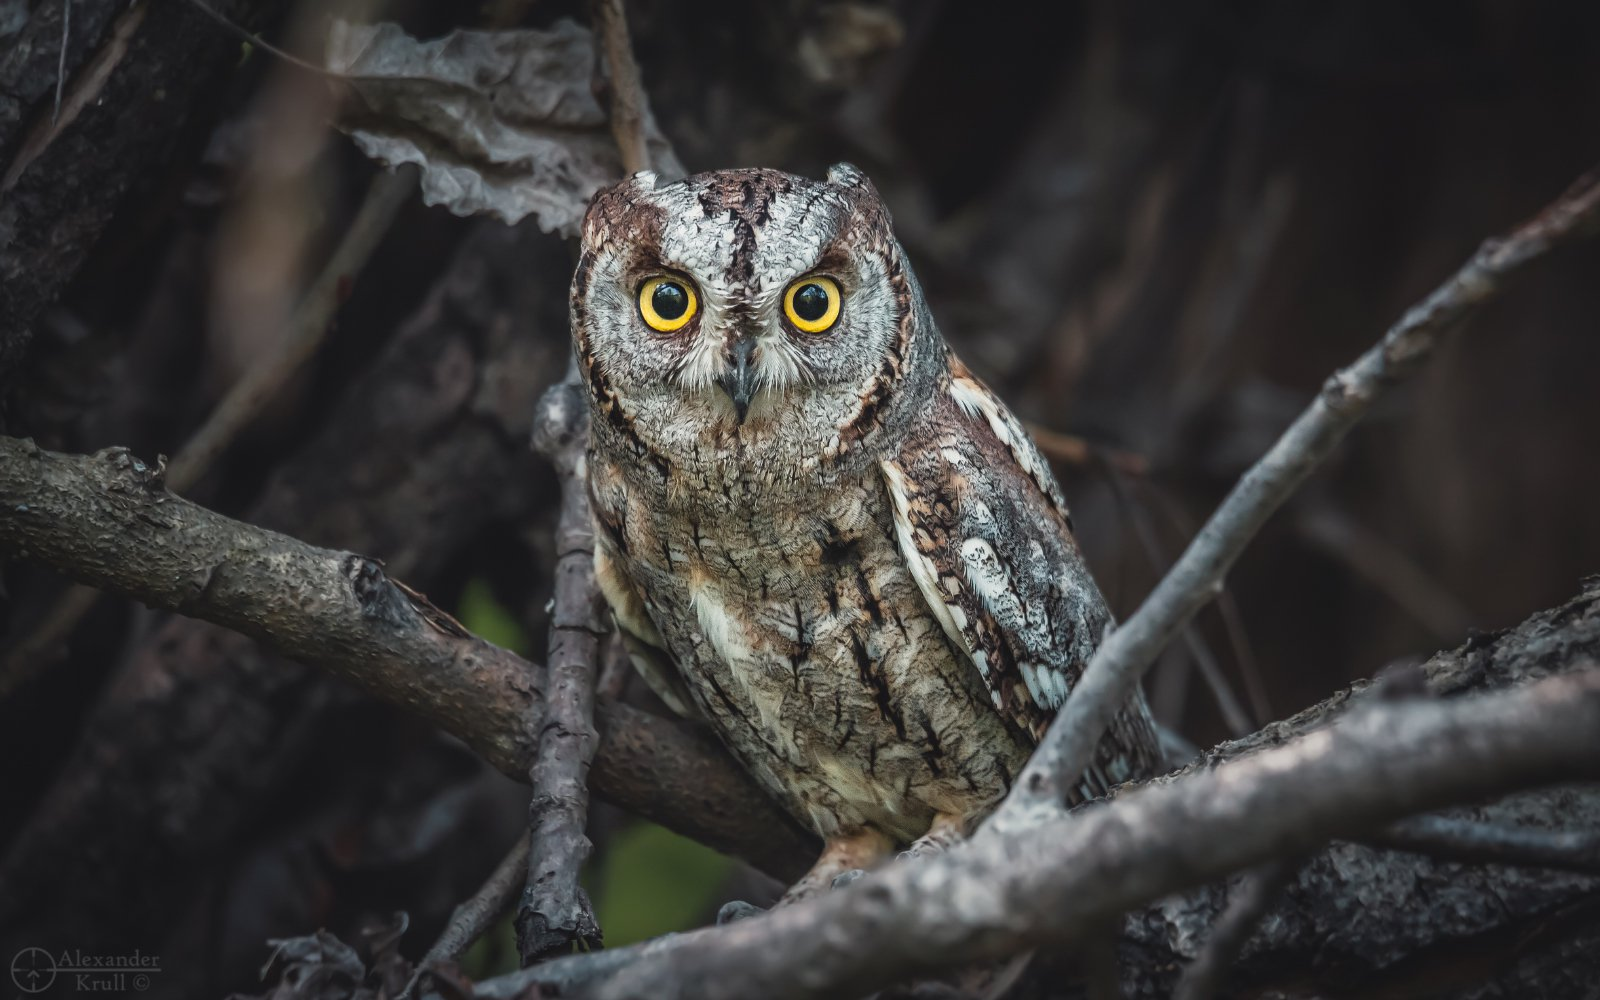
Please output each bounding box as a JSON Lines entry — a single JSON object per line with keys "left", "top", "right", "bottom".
{"left": 573, "top": 165, "right": 1161, "bottom": 900}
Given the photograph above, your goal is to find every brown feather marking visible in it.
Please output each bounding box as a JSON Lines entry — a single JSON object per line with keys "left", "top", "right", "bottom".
{"left": 835, "top": 229, "right": 914, "bottom": 453}
{"left": 882, "top": 380, "right": 1159, "bottom": 791}
{"left": 849, "top": 632, "right": 906, "bottom": 740}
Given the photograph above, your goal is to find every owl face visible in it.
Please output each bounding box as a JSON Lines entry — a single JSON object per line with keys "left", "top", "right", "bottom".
{"left": 573, "top": 165, "right": 914, "bottom": 437}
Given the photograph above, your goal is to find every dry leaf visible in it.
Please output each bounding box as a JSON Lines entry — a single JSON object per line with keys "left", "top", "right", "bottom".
{"left": 325, "top": 20, "right": 682, "bottom": 235}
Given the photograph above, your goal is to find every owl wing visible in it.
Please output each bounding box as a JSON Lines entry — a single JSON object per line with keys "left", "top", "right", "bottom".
{"left": 879, "top": 363, "right": 1161, "bottom": 801}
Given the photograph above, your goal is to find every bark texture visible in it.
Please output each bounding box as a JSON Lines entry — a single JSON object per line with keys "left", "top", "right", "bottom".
{"left": 471, "top": 579, "right": 1600, "bottom": 1000}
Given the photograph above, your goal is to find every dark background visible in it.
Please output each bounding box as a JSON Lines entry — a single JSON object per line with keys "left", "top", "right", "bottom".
{"left": 2, "top": 1, "right": 1598, "bottom": 996}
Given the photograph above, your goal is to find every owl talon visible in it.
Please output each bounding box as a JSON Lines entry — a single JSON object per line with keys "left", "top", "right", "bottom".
{"left": 830, "top": 868, "right": 866, "bottom": 890}
{"left": 716, "top": 900, "right": 767, "bottom": 925}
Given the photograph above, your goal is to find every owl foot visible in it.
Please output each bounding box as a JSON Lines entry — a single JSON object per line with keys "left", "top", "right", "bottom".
{"left": 776, "top": 828, "right": 896, "bottom": 907}
{"left": 899, "top": 811, "right": 971, "bottom": 861}
{"left": 715, "top": 900, "right": 767, "bottom": 925}
{"left": 830, "top": 867, "right": 866, "bottom": 890}
{"left": 718, "top": 861, "right": 867, "bottom": 925}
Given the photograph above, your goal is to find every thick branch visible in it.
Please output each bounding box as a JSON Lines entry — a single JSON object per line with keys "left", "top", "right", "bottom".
{"left": 1001, "top": 163, "right": 1600, "bottom": 821}
{"left": 0, "top": 436, "right": 816, "bottom": 882}
{"left": 516, "top": 378, "right": 606, "bottom": 961}
{"left": 579, "top": 670, "right": 1600, "bottom": 1000}
{"left": 0, "top": 166, "right": 417, "bottom": 695}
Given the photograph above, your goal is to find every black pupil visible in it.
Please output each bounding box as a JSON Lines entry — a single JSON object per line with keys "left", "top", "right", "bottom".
{"left": 793, "top": 283, "right": 830, "bottom": 322}
{"left": 651, "top": 282, "right": 688, "bottom": 321}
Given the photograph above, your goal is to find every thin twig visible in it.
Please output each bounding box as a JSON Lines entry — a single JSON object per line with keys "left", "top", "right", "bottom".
{"left": 994, "top": 164, "right": 1600, "bottom": 824}
{"left": 515, "top": 378, "right": 607, "bottom": 962}
{"left": 179, "top": 0, "right": 349, "bottom": 78}
{"left": 52, "top": 0, "right": 71, "bottom": 124}
{"left": 0, "top": 167, "right": 416, "bottom": 696}
{"left": 3, "top": 1, "right": 146, "bottom": 195}
{"left": 1173, "top": 859, "right": 1300, "bottom": 1000}
{"left": 168, "top": 167, "right": 417, "bottom": 492}
{"left": 1364, "top": 814, "right": 1600, "bottom": 876}
{"left": 400, "top": 837, "right": 531, "bottom": 1000}
{"left": 587, "top": 0, "right": 651, "bottom": 176}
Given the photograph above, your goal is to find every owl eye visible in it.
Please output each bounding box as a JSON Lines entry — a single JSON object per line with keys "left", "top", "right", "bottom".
{"left": 638, "top": 276, "right": 698, "bottom": 332}
{"left": 783, "top": 276, "right": 842, "bottom": 333}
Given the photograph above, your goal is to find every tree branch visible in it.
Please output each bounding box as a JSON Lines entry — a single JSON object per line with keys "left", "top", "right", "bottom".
{"left": 587, "top": 0, "right": 651, "bottom": 176}
{"left": 999, "top": 162, "right": 1600, "bottom": 823}
{"left": 516, "top": 378, "right": 607, "bottom": 961}
{"left": 0, "top": 435, "right": 817, "bottom": 882}
{"left": 9, "top": 428, "right": 1598, "bottom": 999}
{"left": 401, "top": 836, "right": 530, "bottom": 1000}
{"left": 1365, "top": 814, "right": 1600, "bottom": 876}
{"left": 517, "top": 0, "right": 661, "bottom": 951}
{"left": 575, "top": 669, "right": 1600, "bottom": 1000}
{"left": 466, "top": 575, "right": 1600, "bottom": 1000}
{"left": 0, "top": 165, "right": 417, "bottom": 695}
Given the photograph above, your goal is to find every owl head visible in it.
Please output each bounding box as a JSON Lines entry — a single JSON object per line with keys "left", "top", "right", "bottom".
{"left": 572, "top": 165, "right": 939, "bottom": 462}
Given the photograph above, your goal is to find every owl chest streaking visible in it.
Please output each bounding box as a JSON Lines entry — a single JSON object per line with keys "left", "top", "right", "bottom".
{"left": 573, "top": 165, "right": 1160, "bottom": 872}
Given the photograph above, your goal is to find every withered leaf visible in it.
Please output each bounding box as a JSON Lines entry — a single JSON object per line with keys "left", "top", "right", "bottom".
{"left": 239, "top": 929, "right": 368, "bottom": 1000}
{"left": 325, "top": 20, "right": 682, "bottom": 235}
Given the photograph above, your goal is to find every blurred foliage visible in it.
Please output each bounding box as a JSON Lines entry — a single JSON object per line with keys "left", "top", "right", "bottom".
{"left": 591, "top": 821, "right": 734, "bottom": 948}
{"left": 457, "top": 578, "right": 531, "bottom": 655}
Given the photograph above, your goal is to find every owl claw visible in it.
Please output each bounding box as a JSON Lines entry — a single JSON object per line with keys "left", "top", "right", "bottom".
{"left": 716, "top": 900, "right": 767, "bottom": 925}
{"left": 830, "top": 868, "right": 867, "bottom": 890}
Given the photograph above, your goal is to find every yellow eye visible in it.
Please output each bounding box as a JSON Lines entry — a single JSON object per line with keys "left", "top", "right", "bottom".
{"left": 638, "top": 276, "right": 698, "bottom": 332}
{"left": 783, "top": 276, "right": 842, "bottom": 333}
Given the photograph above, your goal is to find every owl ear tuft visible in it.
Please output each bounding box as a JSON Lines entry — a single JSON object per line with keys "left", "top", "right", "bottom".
{"left": 826, "top": 162, "right": 867, "bottom": 189}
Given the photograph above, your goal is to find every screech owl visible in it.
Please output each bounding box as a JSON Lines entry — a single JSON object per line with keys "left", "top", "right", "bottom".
{"left": 573, "top": 165, "right": 1161, "bottom": 898}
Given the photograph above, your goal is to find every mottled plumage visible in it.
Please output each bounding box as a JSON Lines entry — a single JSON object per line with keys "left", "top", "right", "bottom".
{"left": 572, "top": 165, "right": 1159, "bottom": 893}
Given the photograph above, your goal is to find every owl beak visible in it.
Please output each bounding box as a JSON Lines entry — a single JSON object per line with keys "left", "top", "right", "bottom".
{"left": 717, "top": 338, "right": 758, "bottom": 423}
